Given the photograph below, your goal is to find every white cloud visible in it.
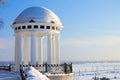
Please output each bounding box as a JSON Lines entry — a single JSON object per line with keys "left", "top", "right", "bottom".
{"left": 0, "top": 38, "right": 14, "bottom": 50}
{"left": 61, "top": 39, "right": 91, "bottom": 47}
{"left": 0, "top": 39, "right": 6, "bottom": 49}
{"left": 93, "top": 36, "right": 120, "bottom": 46}
{"left": 61, "top": 35, "right": 120, "bottom": 61}
{"left": 88, "top": 29, "right": 120, "bottom": 35}
{"left": 61, "top": 35, "right": 120, "bottom": 47}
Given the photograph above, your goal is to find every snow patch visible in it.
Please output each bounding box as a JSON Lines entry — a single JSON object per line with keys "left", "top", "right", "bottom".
{"left": 24, "top": 66, "right": 49, "bottom": 80}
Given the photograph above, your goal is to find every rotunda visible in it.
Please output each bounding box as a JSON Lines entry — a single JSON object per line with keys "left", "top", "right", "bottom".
{"left": 11, "top": 7, "right": 63, "bottom": 71}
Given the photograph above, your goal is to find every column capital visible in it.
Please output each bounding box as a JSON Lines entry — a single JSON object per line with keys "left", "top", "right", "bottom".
{"left": 36, "top": 32, "right": 45, "bottom": 37}
{"left": 54, "top": 33, "right": 60, "bottom": 37}
{"left": 15, "top": 33, "right": 22, "bottom": 37}
{"left": 47, "top": 31, "right": 53, "bottom": 36}
{"left": 55, "top": 34, "right": 60, "bottom": 40}
{"left": 36, "top": 35, "right": 44, "bottom": 38}
{"left": 15, "top": 32, "right": 31, "bottom": 38}
{"left": 23, "top": 32, "right": 31, "bottom": 37}
{"left": 30, "top": 32, "right": 36, "bottom": 36}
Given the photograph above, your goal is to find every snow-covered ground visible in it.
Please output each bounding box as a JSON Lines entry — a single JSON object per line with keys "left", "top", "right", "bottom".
{"left": 0, "top": 70, "right": 21, "bottom": 80}
{"left": 1, "top": 62, "right": 120, "bottom": 80}
{"left": 73, "top": 62, "right": 120, "bottom": 80}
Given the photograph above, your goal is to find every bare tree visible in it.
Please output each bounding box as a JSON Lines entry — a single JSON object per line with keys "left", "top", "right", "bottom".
{"left": 0, "top": 18, "right": 3, "bottom": 28}
{"left": 0, "top": 0, "right": 7, "bottom": 28}
{"left": 0, "top": 0, "right": 6, "bottom": 5}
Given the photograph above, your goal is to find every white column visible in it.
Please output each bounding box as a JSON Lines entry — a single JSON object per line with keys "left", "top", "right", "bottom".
{"left": 52, "top": 35, "right": 56, "bottom": 64}
{"left": 47, "top": 34, "right": 53, "bottom": 64}
{"left": 38, "top": 37, "right": 43, "bottom": 64}
{"left": 31, "top": 33, "right": 37, "bottom": 66}
{"left": 24, "top": 36, "right": 29, "bottom": 65}
{"left": 17, "top": 34, "right": 23, "bottom": 71}
{"left": 55, "top": 34, "right": 60, "bottom": 64}
{"left": 14, "top": 36, "right": 18, "bottom": 71}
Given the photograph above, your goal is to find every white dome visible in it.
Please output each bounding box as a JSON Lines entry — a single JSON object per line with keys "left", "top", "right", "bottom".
{"left": 14, "top": 7, "right": 62, "bottom": 26}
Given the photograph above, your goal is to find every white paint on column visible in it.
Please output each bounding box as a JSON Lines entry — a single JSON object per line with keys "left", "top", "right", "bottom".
{"left": 17, "top": 34, "right": 23, "bottom": 71}
{"left": 24, "top": 36, "right": 29, "bottom": 65}
{"left": 31, "top": 33, "right": 37, "bottom": 66}
{"left": 38, "top": 37, "right": 43, "bottom": 64}
{"left": 47, "top": 34, "right": 53, "bottom": 64}
{"left": 14, "top": 36, "right": 18, "bottom": 71}
{"left": 55, "top": 34, "right": 60, "bottom": 64}
{"left": 52, "top": 35, "right": 56, "bottom": 64}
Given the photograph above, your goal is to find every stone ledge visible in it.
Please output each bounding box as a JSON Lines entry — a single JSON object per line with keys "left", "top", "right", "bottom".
{"left": 46, "top": 73, "right": 74, "bottom": 80}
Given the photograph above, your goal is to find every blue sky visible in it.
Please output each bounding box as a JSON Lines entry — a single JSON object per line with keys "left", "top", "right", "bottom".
{"left": 1, "top": 0, "right": 120, "bottom": 61}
